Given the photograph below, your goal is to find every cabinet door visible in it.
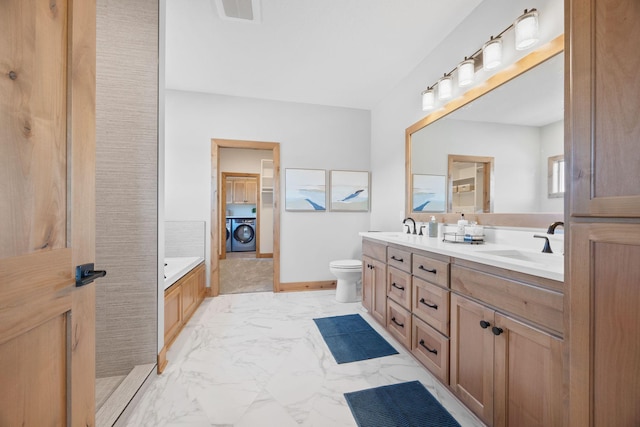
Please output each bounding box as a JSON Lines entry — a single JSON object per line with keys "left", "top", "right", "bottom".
{"left": 164, "top": 286, "right": 182, "bottom": 347}
{"left": 493, "top": 313, "right": 563, "bottom": 427}
{"left": 245, "top": 179, "right": 258, "bottom": 204}
{"left": 232, "top": 180, "right": 247, "bottom": 203}
{"left": 450, "top": 294, "right": 495, "bottom": 425}
{"left": 362, "top": 256, "right": 374, "bottom": 313}
{"left": 181, "top": 273, "right": 198, "bottom": 321}
{"left": 569, "top": 0, "right": 640, "bottom": 217}
{"left": 569, "top": 223, "right": 640, "bottom": 426}
{"left": 226, "top": 180, "right": 233, "bottom": 204}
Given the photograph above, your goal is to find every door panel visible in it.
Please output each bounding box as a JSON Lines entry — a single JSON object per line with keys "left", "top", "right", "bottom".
{"left": 0, "top": 0, "right": 97, "bottom": 425}
{"left": 450, "top": 293, "right": 494, "bottom": 425}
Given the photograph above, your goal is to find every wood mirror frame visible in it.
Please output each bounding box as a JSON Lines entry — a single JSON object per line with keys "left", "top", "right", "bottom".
{"left": 405, "top": 34, "right": 564, "bottom": 228}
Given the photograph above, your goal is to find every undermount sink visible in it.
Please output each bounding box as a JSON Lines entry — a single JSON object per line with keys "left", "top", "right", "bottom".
{"left": 480, "top": 249, "right": 563, "bottom": 265}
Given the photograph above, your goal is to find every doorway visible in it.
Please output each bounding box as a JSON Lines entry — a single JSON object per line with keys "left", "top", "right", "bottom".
{"left": 448, "top": 155, "right": 494, "bottom": 214}
{"left": 211, "top": 139, "right": 281, "bottom": 296}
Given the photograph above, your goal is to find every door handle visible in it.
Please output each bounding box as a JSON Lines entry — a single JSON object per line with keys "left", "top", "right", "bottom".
{"left": 76, "top": 263, "right": 107, "bottom": 287}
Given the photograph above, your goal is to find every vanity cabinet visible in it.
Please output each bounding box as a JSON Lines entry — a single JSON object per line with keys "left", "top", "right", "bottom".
{"left": 163, "top": 263, "right": 206, "bottom": 352}
{"left": 362, "top": 239, "right": 387, "bottom": 325}
{"left": 450, "top": 264, "right": 563, "bottom": 427}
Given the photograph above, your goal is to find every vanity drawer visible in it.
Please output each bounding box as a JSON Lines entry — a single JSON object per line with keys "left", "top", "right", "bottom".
{"left": 387, "top": 247, "right": 412, "bottom": 273}
{"left": 387, "top": 266, "right": 412, "bottom": 309}
{"left": 412, "top": 277, "right": 450, "bottom": 336}
{"left": 387, "top": 298, "right": 412, "bottom": 349}
{"left": 412, "top": 253, "right": 449, "bottom": 288}
{"left": 412, "top": 315, "right": 449, "bottom": 383}
{"left": 363, "top": 239, "right": 386, "bottom": 262}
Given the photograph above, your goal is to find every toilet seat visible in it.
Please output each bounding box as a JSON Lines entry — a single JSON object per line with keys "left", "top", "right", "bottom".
{"left": 330, "top": 259, "right": 362, "bottom": 270}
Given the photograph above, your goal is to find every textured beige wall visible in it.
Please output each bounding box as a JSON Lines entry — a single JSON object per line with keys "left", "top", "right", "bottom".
{"left": 96, "top": 0, "right": 159, "bottom": 377}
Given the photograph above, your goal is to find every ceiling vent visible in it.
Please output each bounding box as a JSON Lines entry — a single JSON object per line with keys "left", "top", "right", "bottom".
{"left": 213, "top": 0, "right": 261, "bottom": 23}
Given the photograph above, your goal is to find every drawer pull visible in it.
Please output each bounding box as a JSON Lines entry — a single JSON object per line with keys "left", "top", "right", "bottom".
{"left": 418, "top": 265, "right": 437, "bottom": 274}
{"left": 419, "top": 339, "right": 438, "bottom": 355}
{"left": 391, "top": 282, "right": 405, "bottom": 291}
{"left": 391, "top": 317, "right": 405, "bottom": 328}
{"left": 419, "top": 298, "right": 438, "bottom": 310}
{"left": 492, "top": 326, "right": 504, "bottom": 336}
{"left": 390, "top": 255, "right": 404, "bottom": 262}
{"left": 479, "top": 320, "right": 491, "bottom": 329}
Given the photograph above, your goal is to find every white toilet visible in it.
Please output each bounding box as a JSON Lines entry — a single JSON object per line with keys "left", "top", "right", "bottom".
{"left": 330, "top": 259, "right": 362, "bottom": 303}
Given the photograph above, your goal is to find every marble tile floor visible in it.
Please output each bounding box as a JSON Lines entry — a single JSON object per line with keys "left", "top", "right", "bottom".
{"left": 219, "top": 258, "right": 274, "bottom": 294}
{"left": 122, "top": 290, "right": 485, "bottom": 427}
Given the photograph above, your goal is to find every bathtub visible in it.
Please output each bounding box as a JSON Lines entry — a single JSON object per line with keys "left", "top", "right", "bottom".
{"left": 164, "top": 256, "right": 204, "bottom": 290}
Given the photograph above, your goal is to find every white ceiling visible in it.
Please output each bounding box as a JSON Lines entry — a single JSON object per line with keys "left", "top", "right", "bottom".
{"left": 164, "top": 0, "right": 484, "bottom": 110}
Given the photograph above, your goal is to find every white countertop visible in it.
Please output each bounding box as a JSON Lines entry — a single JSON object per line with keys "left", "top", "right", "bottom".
{"left": 164, "top": 256, "right": 204, "bottom": 290}
{"left": 360, "top": 231, "right": 564, "bottom": 282}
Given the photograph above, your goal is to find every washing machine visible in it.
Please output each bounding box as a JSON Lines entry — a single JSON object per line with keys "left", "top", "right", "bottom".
{"left": 225, "top": 218, "right": 231, "bottom": 252}
{"left": 231, "top": 218, "right": 256, "bottom": 252}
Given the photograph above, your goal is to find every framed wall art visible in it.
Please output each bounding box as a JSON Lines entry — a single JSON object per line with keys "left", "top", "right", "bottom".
{"left": 285, "top": 168, "right": 326, "bottom": 211}
{"left": 330, "top": 170, "right": 370, "bottom": 212}
{"left": 412, "top": 174, "right": 446, "bottom": 212}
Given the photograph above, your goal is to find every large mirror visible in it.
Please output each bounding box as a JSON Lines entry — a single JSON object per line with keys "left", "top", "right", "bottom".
{"left": 406, "top": 36, "right": 564, "bottom": 227}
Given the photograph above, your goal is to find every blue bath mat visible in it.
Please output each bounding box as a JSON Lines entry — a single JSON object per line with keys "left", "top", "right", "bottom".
{"left": 344, "top": 381, "right": 461, "bottom": 427}
{"left": 313, "top": 314, "right": 398, "bottom": 364}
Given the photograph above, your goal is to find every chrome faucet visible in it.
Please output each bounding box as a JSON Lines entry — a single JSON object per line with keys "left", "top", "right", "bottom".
{"left": 403, "top": 217, "right": 417, "bottom": 234}
{"left": 547, "top": 221, "right": 564, "bottom": 235}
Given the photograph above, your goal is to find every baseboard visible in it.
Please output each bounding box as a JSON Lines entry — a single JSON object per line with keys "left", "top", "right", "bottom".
{"left": 277, "top": 280, "right": 336, "bottom": 292}
{"left": 256, "top": 252, "right": 273, "bottom": 258}
{"left": 157, "top": 348, "right": 168, "bottom": 374}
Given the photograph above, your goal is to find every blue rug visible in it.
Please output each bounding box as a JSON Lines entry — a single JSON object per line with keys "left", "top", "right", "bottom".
{"left": 313, "top": 314, "right": 398, "bottom": 364}
{"left": 344, "top": 381, "right": 461, "bottom": 427}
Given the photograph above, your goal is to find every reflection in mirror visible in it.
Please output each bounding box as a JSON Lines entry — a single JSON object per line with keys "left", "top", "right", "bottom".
{"left": 448, "top": 155, "right": 493, "bottom": 214}
{"left": 548, "top": 154, "right": 565, "bottom": 198}
{"left": 409, "top": 47, "right": 564, "bottom": 217}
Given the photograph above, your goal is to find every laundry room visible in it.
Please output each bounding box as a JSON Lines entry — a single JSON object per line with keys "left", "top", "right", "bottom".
{"left": 219, "top": 146, "right": 274, "bottom": 294}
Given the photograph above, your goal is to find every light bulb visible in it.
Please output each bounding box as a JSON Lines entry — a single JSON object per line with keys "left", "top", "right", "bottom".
{"left": 482, "top": 37, "right": 502, "bottom": 70}
{"left": 515, "top": 9, "right": 539, "bottom": 50}
{"left": 438, "top": 75, "right": 453, "bottom": 100}
{"left": 422, "top": 88, "right": 435, "bottom": 110}
{"left": 457, "top": 58, "right": 475, "bottom": 87}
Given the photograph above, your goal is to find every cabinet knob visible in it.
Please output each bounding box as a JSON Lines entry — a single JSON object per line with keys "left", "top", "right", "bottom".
{"left": 492, "top": 326, "right": 504, "bottom": 336}
{"left": 479, "top": 320, "right": 491, "bottom": 329}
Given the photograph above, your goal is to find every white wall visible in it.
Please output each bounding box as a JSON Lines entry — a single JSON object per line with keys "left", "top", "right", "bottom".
{"left": 165, "top": 91, "right": 371, "bottom": 283}
{"left": 370, "top": 0, "right": 564, "bottom": 230}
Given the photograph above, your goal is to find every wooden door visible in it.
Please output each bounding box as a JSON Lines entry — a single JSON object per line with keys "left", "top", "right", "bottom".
{"left": 232, "top": 180, "right": 247, "bottom": 203}
{"left": 450, "top": 294, "right": 495, "bottom": 425}
{"left": 569, "top": 0, "right": 640, "bottom": 217}
{"left": 371, "top": 257, "right": 387, "bottom": 325}
{"left": 245, "top": 179, "right": 258, "bottom": 204}
{"left": 362, "top": 256, "right": 374, "bottom": 313}
{"left": 568, "top": 223, "right": 640, "bottom": 426}
{"left": 0, "top": 0, "right": 97, "bottom": 425}
{"left": 493, "top": 313, "right": 563, "bottom": 427}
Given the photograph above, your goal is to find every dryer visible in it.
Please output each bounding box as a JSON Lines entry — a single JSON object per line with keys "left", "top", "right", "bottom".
{"left": 231, "top": 218, "right": 256, "bottom": 252}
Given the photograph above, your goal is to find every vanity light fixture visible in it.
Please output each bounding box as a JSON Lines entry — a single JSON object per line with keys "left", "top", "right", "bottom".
{"left": 438, "top": 74, "right": 453, "bottom": 100}
{"left": 422, "top": 87, "right": 435, "bottom": 110}
{"left": 514, "top": 9, "right": 539, "bottom": 50}
{"left": 419, "top": 7, "right": 541, "bottom": 111}
{"left": 482, "top": 36, "right": 503, "bottom": 70}
{"left": 457, "top": 57, "right": 475, "bottom": 87}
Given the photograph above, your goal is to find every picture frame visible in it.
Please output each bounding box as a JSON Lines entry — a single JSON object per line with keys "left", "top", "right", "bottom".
{"left": 412, "top": 174, "right": 446, "bottom": 212}
{"left": 330, "top": 170, "right": 370, "bottom": 212}
{"left": 285, "top": 168, "right": 327, "bottom": 211}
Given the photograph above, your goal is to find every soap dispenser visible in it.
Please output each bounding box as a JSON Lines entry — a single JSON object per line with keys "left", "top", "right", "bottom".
{"left": 428, "top": 216, "right": 438, "bottom": 237}
{"left": 457, "top": 213, "right": 468, "bottom": 236}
